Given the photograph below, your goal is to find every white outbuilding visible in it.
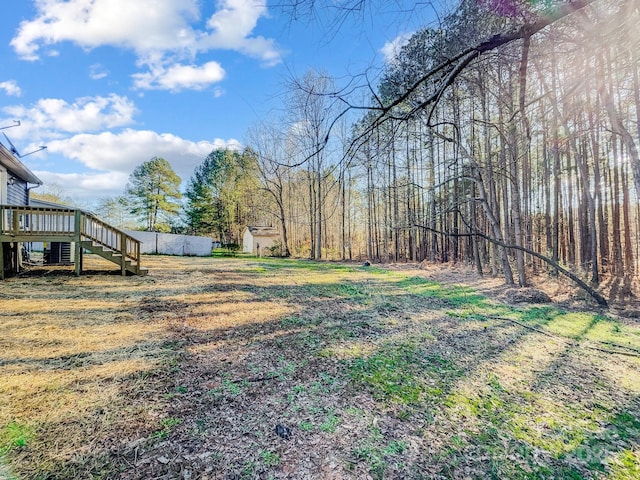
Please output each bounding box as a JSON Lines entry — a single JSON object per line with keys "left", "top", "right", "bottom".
{"left": 242, "top": 226, "right": 280, "bottom": 256}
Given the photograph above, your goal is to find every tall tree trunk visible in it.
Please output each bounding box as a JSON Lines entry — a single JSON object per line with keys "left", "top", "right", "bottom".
{"left": 598, "top": 56, "right": 640, "bottom": 202}
{"left": 428, "top": 128, "right": 438, "bottom": 263}
{"left": 551, "top": 48, "right": 561, "bottom": 275}
{"left": 340, "top": 167, "right": 346, "bottom": 261}
{"left": 277, "top": 184, "right": 291, "bottom": 257}
{"left": 308, "top": 166, "right": 316, "bottom": 260}
{"left": 509, "top": 66, "right": 526, "bottom": 286}
{"left": 475, "top": 164, "right": 514, "bottom": 285}
{"left": 316, "top": 166, "right": 322, "bottom": 259}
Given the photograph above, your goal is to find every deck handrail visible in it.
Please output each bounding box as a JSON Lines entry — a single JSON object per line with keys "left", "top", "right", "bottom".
{"left": 0, "top": 205, "right": 142, "bottom": 272}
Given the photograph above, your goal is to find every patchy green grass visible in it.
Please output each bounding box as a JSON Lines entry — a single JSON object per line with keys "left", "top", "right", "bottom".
{"left": 348, "top": 340, "right": 462, "bottom": 405}
{"left": 608, "top": 449, "right": 640, "bottom": 480}
{"left": 349, "top": 425, "right": 408, "bottom": 479}
{"left": 260, "top": 449, "right": 280, "bottom": 467}
{"left": 396, "top": 275, "right": 488, "bottom": 308}
{"left": 151, "top": 417, "right": 182, "bottom": 440}
{"left": 2, "top": 255, "right": 639, "bottom": 479}
{"left": 0, "top": 422, "right": 34, "bottom": 455}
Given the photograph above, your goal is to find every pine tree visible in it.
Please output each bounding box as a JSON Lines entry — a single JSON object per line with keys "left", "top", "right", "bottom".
{"left": 125, "top": 157, "right": 182, "bottom": 232}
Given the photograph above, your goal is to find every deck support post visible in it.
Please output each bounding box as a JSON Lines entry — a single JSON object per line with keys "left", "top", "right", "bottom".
{"left": 120, "top": 232, "right": 126, "bottom": 276}
{"left": 12, "top": 243, "right": 19, "bottom": 274}
{"left": 74, "top": 210, "right": 82, "bottom": 276}
{"left": 0, "top": 208, "right": 3, "bottom": 280}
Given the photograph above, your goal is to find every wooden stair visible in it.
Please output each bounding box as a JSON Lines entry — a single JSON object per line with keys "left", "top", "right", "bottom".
{"left": 80, "top": 241, "right": 148, "bottom": 276}
{"left": 1, "top": 205, "right": 148, "bottom": 277}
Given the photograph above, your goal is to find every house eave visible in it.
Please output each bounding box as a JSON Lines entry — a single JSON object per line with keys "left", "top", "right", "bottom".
{"left": 0, "top": 143, "right": 43, "bottom": 185}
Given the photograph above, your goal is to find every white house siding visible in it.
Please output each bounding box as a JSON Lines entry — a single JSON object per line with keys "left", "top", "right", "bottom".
{"left": 0, "top": 166, "right": 6, "bottom": 204}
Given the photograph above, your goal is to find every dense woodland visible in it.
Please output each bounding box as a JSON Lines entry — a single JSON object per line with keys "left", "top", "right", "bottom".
{"left": 239, "top": 0, "right": 640, "bottom": 298}
{"left": 84, "top": 0, "right": 640, "bottom": 301}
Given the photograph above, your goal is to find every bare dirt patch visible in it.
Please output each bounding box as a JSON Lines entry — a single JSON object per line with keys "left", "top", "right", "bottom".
{"left": 1, "top": 255, "right": 639, "bottom": 479}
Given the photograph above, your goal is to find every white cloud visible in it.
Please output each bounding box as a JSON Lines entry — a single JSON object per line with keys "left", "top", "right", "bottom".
{"left": 132, "top": 61, "right": 225, "bottom": 91}
{"left": 201, "top": 0, "right": 281, "bottom": 66}
{"left": 45, "top": 129, "right": 241, "bottom": 180}
{"left": 11, "top": 0, "right": 200, "bottom": 61}
{"left": 33, "top": 170, "right": 130, "bottom": 201}
{"left": 89, "top": 63, "right": 109, "bottom": 80}
{"left": 28, "top": 130, "right": 241, "bottom": 202}
{"left": 2, "top": 94, "right": 137, "bottom": 138}
{"left": 0, "top": 93, "right": 241, "bottom": 200}
{"left": 22, "top": 129, "right": 241, "bottom": 203}
{"left": 380, "top": 32, "right": 413, "bottom": 64}
{"left": 0, "top": 80, "right": 22, "bottom": 97}
{"left": 11, "top": 0, "right": 282, "bottom": 78}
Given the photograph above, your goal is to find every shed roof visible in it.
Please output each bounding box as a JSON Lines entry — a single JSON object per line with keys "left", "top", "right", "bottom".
{"left": 246, "top": 226, "right": 279, "bottom": 237}
{"left": 0, "top": 142, "right": 43, "bottom": 185}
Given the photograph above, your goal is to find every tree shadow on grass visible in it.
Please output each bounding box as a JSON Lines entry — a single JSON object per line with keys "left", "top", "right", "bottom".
{"left": 418, "top": 313, "right": 640, "bottom": 480}
{"left": 4, "top": 259, "right": 639, "bottom": 479}
{"left": 113, "top": 275, "right": 596, "bottom": 479}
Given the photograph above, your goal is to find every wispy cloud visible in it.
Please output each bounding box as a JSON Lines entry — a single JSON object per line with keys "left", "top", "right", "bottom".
{"left": 45, "top": 129, "right": 237, "bottom": 177}
{"left": 380, "top": 32, "right": 413, "bottom": 65}
{"left": 2, "top": 94, "right": 137, "bottom": 138}
{"left": 33, "top": 170, "right": 131, "bottom": 201}
{"left": 89, "top": 64, "right": 109, "bottom": 80}
{"left": 0, "top": 80, "right": 22, "bottom": 97}
{"left": 132, "top": 61, "right": 226, "bottom": 91}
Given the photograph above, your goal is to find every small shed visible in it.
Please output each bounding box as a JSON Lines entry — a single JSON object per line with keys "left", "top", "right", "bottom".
{"left": 243, "top": 226, "right": 279, "bottom": 256}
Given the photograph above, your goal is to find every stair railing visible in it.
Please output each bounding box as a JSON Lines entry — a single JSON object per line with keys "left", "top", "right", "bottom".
{"left": 0, "top": 205, "right": 142, "bottom": 275}
{"left": 80, "top": 210, "right": 142, "bottom": 274}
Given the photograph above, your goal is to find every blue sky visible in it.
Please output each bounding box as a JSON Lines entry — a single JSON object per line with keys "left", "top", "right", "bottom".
{"left": 0, "top": 1, "right": 442, "bottom": 205}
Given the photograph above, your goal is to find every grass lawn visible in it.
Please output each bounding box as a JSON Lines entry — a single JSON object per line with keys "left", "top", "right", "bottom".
{"left": 0, "top": 255, "right": 639, "bottom": 479}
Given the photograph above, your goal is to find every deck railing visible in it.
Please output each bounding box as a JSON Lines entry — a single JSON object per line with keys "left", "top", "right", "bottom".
{"left": 0, "top": 205, "right": 142, "bottom": 273}
{"left": 1, "top": 205, "right": 76, "bottom": 237}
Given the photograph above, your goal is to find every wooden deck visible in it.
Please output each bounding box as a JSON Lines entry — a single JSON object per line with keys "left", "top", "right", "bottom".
{"left": 0, "top": 205, "right": 146, "bottom": 278}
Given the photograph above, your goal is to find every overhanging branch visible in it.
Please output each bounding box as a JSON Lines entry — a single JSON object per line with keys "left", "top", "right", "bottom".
{"left": 413, "top": 222, "right": 609, "bottom": 308}
{"left": 343, "top": 0, "right": 600, "bottom": 160}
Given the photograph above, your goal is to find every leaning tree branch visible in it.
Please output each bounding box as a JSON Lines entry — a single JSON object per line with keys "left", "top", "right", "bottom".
{"left": 471, "top": 230, "right": 608, "bottom": 308}
{"left": 340, "top": 0, "right": 600, "bottom": 160}
{"left": 413, "top": 221, "right": 608, "bottom": 308}
{"left": 277, "top": 1, "right": 602, "bottom": 171}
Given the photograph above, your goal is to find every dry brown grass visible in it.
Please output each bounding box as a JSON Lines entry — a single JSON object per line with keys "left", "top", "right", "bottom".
{"left": 0, "top": 255, "right": 318, "bottom": 479}
{"left": 0, "top": 255, "right": 185, "bottom": 478}
{"left": 1, "top": 254, "right": 639, "bottom": 479}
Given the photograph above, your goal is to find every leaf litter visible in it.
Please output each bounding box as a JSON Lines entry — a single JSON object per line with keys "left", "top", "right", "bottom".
{"left": 0, "top": 254, "right": 639, "bottom": 479}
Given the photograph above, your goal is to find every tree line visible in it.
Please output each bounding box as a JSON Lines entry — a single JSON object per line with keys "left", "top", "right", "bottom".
{"left": 93, "top": 0, "right": 638, "bottom": 301}
{"left": 93, "top": 151, "right": 269, "bottom": 246}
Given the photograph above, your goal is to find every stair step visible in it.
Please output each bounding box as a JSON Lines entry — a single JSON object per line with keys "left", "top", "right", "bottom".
{"left": 81, "top": 238, "right": 147, "bottom": 276}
